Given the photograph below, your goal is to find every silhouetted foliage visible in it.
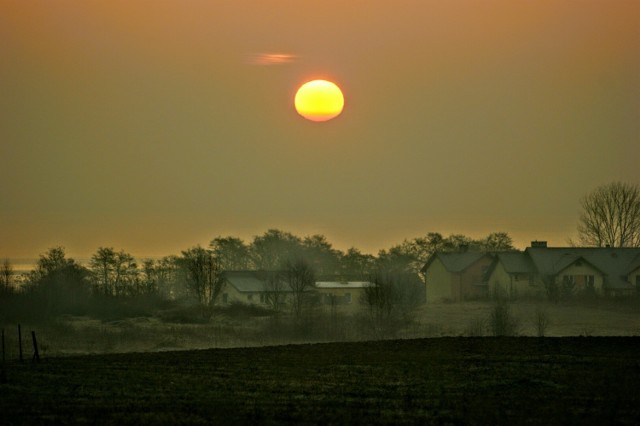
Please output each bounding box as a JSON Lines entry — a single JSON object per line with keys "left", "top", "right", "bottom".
{"left": 23, "top": 247, "right": 91, "bottom": 317}
{"left": 209, "top": 236, "right": 252, "bottom": 270}
{"left": 89, "top": 247, "right": 139, "bottom": 297}
{"left": 340, "top": 247, "right": 376, "bottom": 278}
{"left": 250, "top": 229, "right": 303, "bottom": 270}
{"left": 301, "top": 234, "right": 341, "bottom": 276}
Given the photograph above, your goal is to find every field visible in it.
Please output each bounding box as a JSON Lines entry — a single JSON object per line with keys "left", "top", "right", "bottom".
{"left": 2, "top": 300, "right": 639, "bottom": 358}
{"left": 2, "top": 337, "right": 640, "bottom": 425}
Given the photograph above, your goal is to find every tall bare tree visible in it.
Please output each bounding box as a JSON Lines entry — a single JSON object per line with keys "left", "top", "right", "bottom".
{"left": 577, "top": 182, "right": 640, "bottom": 247}
{"left": 180, "top": 246, "right": 225, "bottom": 317}
{"left": 284, "top": 258, "right": 315, "bottom": 318}
{"left": 89, "top": 248, "right": 139, "bottom": 297}
{"left": 264, "top": 271, "right": 287, "bottom": 311}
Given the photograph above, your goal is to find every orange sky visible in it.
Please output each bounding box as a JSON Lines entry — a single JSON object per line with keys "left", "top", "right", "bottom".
{"left": 1, "top": 0, "right": 639, "bottom": 259}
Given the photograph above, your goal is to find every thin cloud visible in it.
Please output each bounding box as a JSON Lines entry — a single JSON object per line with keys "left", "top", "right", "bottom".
{"left": 245, "top": 53, "right": 299, "bottom": 66}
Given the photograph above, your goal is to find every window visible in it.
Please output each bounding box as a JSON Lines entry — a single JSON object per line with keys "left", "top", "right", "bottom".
{"left": 345, "top": 293, "right": 352, "bottom": 304}
{"left": 247, "top": 293, "right": 253, "bottom": 301}
{"left": 260, "top": 293, "right": 265, "bottom": 303}
{"left": 586, "top": 275, "right": 595, "bottom": 289}
{"left": 222, "top": 293, "right": 228, "bottom": 303}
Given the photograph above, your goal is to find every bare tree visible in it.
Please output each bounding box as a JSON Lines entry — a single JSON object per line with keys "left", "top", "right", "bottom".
{"left": 284, "top": 258, "right": 315, "bottom": 318}
{"left": 360, "top": 272, "right": 422, "bottom": 337}
{"left": 89, "top": 248, "right": 139, "bottom": 297}
{"left": 577, "top": 181, "right": 640, "bottom": 247}
{"left": 264, "top": 271, "right": 287, "bottom": 311}
{"left": 361, "top": 273, "right": 397, "bottom": 327}
{"left": 180, "top": 246, "right": 225, "bottom": 318}
{"left": 0, "top": 259, "right": 14, "bottom": 296}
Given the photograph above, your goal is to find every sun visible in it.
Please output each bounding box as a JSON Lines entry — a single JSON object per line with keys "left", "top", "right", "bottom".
{"left": 294, "top": 80, "right": 344, "bottom": 122}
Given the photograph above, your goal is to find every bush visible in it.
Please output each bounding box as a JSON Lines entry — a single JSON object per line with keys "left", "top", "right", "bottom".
{"left": 534, "top": 306, "right": 551, "bottom": 337}
{"left": 464, "top": 318, "right": 486, "bottom": 337}
{"left": 489, "top": 300, "right": 519, "bottom": 336}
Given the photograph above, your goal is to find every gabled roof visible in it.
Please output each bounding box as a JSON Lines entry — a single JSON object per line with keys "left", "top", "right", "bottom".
{"left": 496, "top": 252, "right": 535, "bottom": 274}
{"left": 421, "top": 252, "right": 491, "bottom": 273}
{"left": 483, "top": 252, "right": 534, "bottom": 282}
{"left": 627, "top": 254, "right": 640, "bottom": 275}
{"left": 525, "top": 247, "right": 640, "bottom": 290}
{"left": 223, "top": 271, "right": 267, "bottom": 292}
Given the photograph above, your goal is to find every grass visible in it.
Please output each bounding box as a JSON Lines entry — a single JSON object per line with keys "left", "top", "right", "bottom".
{"left": 2, "top": 299, "right": 639, "bottom": 357}
{"left": 2, "top": 337, "right": 640, "bottom": 424}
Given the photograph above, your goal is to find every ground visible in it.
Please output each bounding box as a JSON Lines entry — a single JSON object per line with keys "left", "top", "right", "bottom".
{"left": 1, "top": 337, "right": 639, "bottom": 425}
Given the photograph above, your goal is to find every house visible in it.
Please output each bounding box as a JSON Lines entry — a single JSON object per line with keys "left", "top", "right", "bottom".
{"left": 485, "top": 252, "right": 536, "bottom": 299}
{"left": 423, "top": 243, "right": 640, "bottom": 302}
{"left": 421, "top": 252, "right": 494, "bottom": 302}
{"left": 627, "top": 254, "right": 640, "bottom": 293}
{"left": 221, "top": 270, "right": 292, "bottom": 306}
{"left": 524, "top": 245, "right": 640, "bottom": 297}
{"left": 314, "top": 281, "right": 371, "bottom": 308}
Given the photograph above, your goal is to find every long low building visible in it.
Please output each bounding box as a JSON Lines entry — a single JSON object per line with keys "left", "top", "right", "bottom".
{"left": 221, "top": 271, "right": 373, "bottom": 309}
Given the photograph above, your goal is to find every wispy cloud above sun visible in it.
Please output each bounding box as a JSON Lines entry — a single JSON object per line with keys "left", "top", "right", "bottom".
{"left": 245, "top": 52, "right": 298, "bottom": 66}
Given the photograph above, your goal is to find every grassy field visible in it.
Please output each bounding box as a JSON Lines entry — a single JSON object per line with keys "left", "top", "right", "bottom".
{"left": 1, "top": 337, "right": 639, "bottom": 425}
{"left": 1, "top": 300, "right": 639, "bottom": 357}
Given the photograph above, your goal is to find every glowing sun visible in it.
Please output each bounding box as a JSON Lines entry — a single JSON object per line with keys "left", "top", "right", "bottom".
{"left": 294, "top": 79, "right": 344, "bottom": 122}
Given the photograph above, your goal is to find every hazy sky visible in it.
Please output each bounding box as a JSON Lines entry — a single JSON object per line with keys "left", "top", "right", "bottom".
{"left": 1, "top": 0, "right": 639, "bottom": 259}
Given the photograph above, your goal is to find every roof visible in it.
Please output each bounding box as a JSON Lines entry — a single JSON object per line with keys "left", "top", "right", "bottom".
{"left": 223, "top": 271, "right": 268, "bottom": 292}
{"left": 496, "top": 252, "right": 535, "bottom": 274}
{"left": 483, "top": 252, "right": 534, "bottom": 282}
{"left": 525, "top": 247, "right": 640, "bottom": 290}
{"left": 421, "top": 252, "right": 491, "bottom": 273}
{"left": 627, "top": 254, "right": 640, "bottom": 275}
{"left": 315, "top": 281, "right": 372, "bottom": 289}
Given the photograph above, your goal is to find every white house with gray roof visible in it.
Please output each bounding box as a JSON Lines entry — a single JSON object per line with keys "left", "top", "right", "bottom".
{"left": 484, "top": 243, "right": 640, "bottom": 298}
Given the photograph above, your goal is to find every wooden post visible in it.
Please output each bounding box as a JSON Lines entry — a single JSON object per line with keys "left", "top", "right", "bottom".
{"left": 18, "top": 324, "right": 23, "bottom": 362}
{"left": 31, "top": 331, "right": 40, "bottom": 363}
{"left": 1, "top": 328, "right": 6, "bottom": 383}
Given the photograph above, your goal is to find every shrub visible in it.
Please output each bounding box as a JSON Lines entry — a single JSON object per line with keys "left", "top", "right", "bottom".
{"left": 489, "top": 300, "right": 519, "bottom": 336}
{"left": 534, "top": 306, "right": 551, "bottom": 337}
{"left": 464, "top": 318, "right": 486, "bottom": 337}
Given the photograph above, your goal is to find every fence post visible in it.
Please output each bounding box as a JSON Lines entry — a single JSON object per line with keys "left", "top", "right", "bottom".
{"left": 31, "top": 331, "right": 40, "bottom": 363}
{"left": 18, "top": 324, "right": 23, "bottom": 362}
{"left": 1, "top": 328, "right": 6, "bottom": 383}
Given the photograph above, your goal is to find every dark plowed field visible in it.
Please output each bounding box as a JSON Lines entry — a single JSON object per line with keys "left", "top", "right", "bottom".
{"left": 1, "top": 337, "right": 639, "bottom": 425}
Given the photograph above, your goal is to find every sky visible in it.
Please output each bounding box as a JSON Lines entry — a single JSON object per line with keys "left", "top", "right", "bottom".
{"left": 1, "top": 0, "right": 639, "bottom": 261}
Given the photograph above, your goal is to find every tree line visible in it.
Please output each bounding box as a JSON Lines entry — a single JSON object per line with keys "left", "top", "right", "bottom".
{"left": 0, "top": 230, "right": 513, "bottom": 319}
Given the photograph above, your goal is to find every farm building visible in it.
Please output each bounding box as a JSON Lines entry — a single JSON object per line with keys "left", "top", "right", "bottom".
{"left": 221, "top": 271, "right": 375, "bottom": 310}
{"left": 221, "top": 271, "right": 292, "bottom": 306}
{"left": 421, "top": 252, "right": 494, "bottom": 302}
{"left": 314, "top": 281, "right": 371, "bottom": 307}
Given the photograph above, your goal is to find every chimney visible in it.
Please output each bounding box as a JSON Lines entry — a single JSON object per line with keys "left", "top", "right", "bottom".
{"left": 531, "top": 241, "right": 547, "bottom": 248}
